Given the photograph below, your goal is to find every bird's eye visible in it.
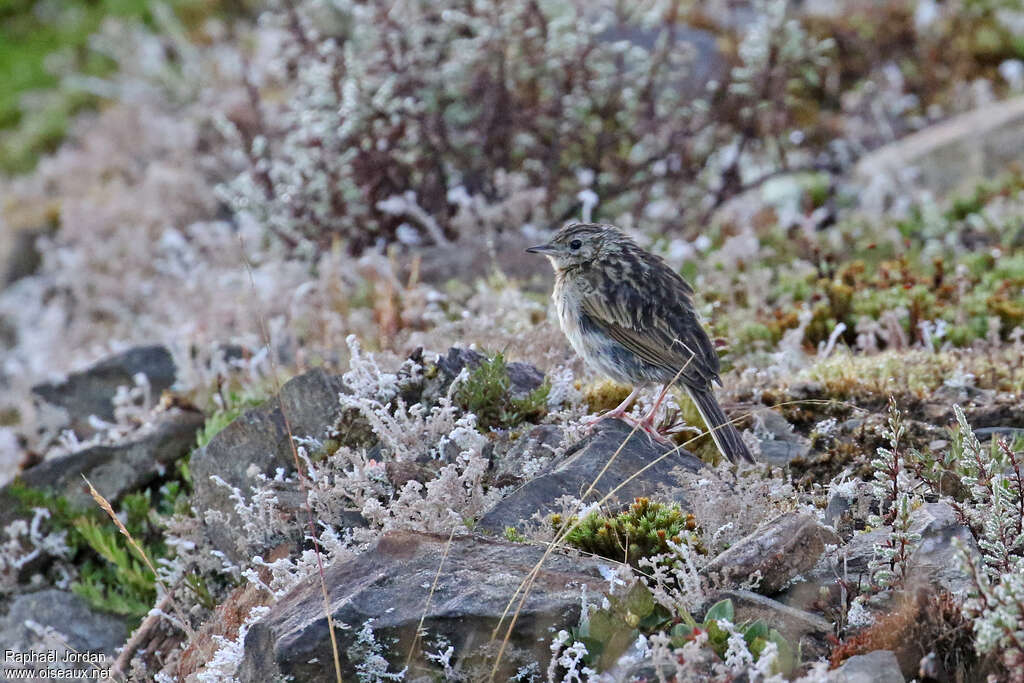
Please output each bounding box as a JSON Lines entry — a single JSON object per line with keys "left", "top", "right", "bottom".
{"left": 569, "top": 239, "right": 582, "bottom": 250}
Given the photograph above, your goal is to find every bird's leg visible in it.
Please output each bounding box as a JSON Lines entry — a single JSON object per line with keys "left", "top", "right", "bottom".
{"left": 584, "top": 386, "right": 641, "bottom": 430}
{"left": 638, "top": 385, "right": 671, "bottom": 428}
{"left": 636, "top": 384, "right": 674, "bottom": 439}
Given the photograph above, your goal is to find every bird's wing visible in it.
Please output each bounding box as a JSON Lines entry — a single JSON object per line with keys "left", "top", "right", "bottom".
{"left": 578, "top": 263, "right": 721, "bottom": 386}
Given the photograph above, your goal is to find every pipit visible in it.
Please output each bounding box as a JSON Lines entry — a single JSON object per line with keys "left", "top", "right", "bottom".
{"left": 527, "top": 222, "right": 754, "bottom": 464}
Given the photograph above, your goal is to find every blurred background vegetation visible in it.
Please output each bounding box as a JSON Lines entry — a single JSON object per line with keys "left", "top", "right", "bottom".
{"left": 0, "top": 0, "right": 256, "bottom": 173}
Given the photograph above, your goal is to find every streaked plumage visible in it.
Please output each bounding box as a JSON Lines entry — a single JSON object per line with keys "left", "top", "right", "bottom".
{"left": 527, "top": 223, "right": 754, "bottom": 464}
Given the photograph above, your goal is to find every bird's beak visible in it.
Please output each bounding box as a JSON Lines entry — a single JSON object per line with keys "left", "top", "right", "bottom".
{"left": 525, "top": 243, "right": 559, "bottom": 255}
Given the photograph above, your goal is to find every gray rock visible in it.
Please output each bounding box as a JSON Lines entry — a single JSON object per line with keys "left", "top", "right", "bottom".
{"left": 0, "top": 589, "right": 127, "bottom": 677}
{"left": 788, "top": 501, "right": 978, "bottom": 615}
{"left": 824, "top": 480, "right": 876, "bottom": 538}
{"left": 432, "top": 347, "right": 544, "bottom": 399}
{"left": 2, "top": 226, "right": 46, "bottom": 286}
{"left": 489, "top": 424, "right": 564, "bottom": 487}
{"left": 829, "top": 650, "right": 905, "bottom": 683}
{"left": 908, "top": 502, "right": 979, "bottom": 597}
{"left": 506, "top": 361, "right": 544, "bottom": 399}
{"left": 758, "top": 439, "right": 811, "bottom": 465}
{"left": 189, "top": 368, "right": 347, "bottom": 562}
{"left": 32, "top": 345, "right": 177, "bottom": 436}
{"left": 237, "top": 531, "right": 607, "bottom": 681}
{"left": 477, "top": 419, "right": 704, "bottom": 533}
{"left": 718, "top": 589, "right": 833, "bottom": 661}
{"left": 752, "top": 407, "right": 812, "bottom": 465}
{"left": 703, "top": 512, "right": 840, "bottom": 595}
{"left": 0, "top": 409, "right": 203, "bottom": 528}
{"left": 854, "top": 94, "right": 1024, "bottom": 204}
{"left": 974, "top": 426, "right": 1024, "bottom": 443}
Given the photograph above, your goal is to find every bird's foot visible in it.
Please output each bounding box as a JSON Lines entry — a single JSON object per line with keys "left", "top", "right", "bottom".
{"left": 635, "top": 414, "right": 673, "bottom": 445}
{"left": 582, "top": 409, "right": 637, "bottom": 432}
{"left": 583, "top": 411, "right": 672, "bottom": 445}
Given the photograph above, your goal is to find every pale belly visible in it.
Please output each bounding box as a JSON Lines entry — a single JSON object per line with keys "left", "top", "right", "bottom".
{"left": 553, "top": 282, "right": 662, "bottom": 387}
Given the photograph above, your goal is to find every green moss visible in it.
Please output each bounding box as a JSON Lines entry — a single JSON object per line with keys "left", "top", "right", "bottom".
{"left": 454, "top": 352, "right": 549, "bottom": 431}
{"left": 558, "top": 497, "right": 701, "bottom": 567}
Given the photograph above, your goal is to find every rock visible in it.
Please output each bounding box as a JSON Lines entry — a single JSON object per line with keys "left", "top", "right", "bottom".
{"left": 189, "top": 369, "right": 347, "bottom": 562}
{"left": 238, "top": 531, "right": 607, "bottom": 681}
{"left": 824, "top": 480, "right": 876, "bottom": 538}
{"left": 906, "top": 502, "right": 979, "bottom": 597}
{"left": 854, "top": 95, "right": 1024, "bottom": 204}
{"left": 0, "top": 409, "right": 203, "bottom": 528}
{"left": 751, "top": 408, "right": 812, "bottom": 465}
{"left": 432, "top": 346, "right": 544, "bottom": 399}
{"left": 32, "top": 345, "right": 177, "bottom": 436}
{"left": 477, "top": 419, "right": 704, "bottom": 533}
{"left": 506, "top": 361, "right": 544, "bottom": 399}
{"left": 974, "top": 426, "right": 1024, "bottom": 443}
{"left": 829, "top": 650, "right": 905, "bottom": 683}
{"left": 2, "top": 226, "right": 46, "bottom": 286}
{"left": 718, "top": 589, "right": 833, "bottom": 661}
{"left": 758, "top": 439, "right": 811, "bottom": 465}
{"left": 0, "top": 589, "right": 127, "bottom": 676}
{"left": 702, "top": 512, "right": 840, "bottom": 595}
{"left": 791, "top": 501, "right": 978, "bottom": 613}
{"left": 489, "top": 424, "right": 564, "bottom": 488}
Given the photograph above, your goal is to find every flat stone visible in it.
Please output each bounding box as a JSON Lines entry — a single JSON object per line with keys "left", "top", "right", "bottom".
{"left": 190, "top": 368, "right": 347, "bottom": 562}
{"left": 718, "top": 589, "right": 833, "bottom": 661}
{"left": 824, "top": 480, "right": 876, "bottom": 538}
{"left": 237, "top": 531, "right": 607, "bottom": 681}
{"left": 854, "top": 95, "right": 1024, "bottom": 203}
{"left": 974, "top": 426, "right": 1024, "bottom": 443}
{"left": 32, "top": 345, "right": 177, "bottom": 436}
{"left": 703, "top": 512, "right": 840, "bottom": 595}
{"left": 0, "top": 409, "right": 203, "bottom": 528}
{"left": 477, "top": 419, "right": 704, "bottom": 533}
{"left": 828, "top": 650, "right": 905, "bottom": 683}
{"left": 758, "top": 439, "right": 811, "bottom": 465}
{"left": 0, "top": 589, "right": 127, "bottom": 676}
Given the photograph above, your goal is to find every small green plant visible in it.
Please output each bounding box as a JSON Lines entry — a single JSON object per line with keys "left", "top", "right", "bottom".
{"left": 574, "top": 580, "right": 669, "bottom": 670}
{"left": 7, "top": 460, "right": 199, "bottom": 618}
{"left": 559, "top": 498, "right": 702, "bottom": 567}
{"left": 73, "top": 513, "right": 158, "bottom": 617}
{"left": 196, "top": 391, "right": 267, "bottom": 448}
{"left": 454, "top": 353, "right": 549, "bottom": 431}
{"left": 573, "top": 585, "right": 795, "bottom": 676}
{"left": 673, "top": 598, "right": 796, "bottom": 675}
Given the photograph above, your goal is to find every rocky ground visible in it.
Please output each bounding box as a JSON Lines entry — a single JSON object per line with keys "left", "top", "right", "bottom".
{"left": 1, "top": 1, "right": 1024, "bottom": 681}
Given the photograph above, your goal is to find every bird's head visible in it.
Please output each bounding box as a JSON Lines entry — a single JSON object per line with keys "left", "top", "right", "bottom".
{"left": 525, "top": 223, "right": 626, "bottom": 272}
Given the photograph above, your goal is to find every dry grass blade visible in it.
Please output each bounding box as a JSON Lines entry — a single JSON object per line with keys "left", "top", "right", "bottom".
{"left": 487, "top": 349, "right": 697, "bottom": 681}
{"left": 238, "top": 235, "right": 343, "bottom": 683}
{"left": 82, "top": 475, "right": 195, "bottom": 642}
{"left": 405, "top": 525, "right": 457, "bottom": 670}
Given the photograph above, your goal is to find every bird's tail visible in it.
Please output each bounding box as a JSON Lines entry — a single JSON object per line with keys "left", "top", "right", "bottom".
{"left": 685, "top": 386, "right": 754, "bottom": 464}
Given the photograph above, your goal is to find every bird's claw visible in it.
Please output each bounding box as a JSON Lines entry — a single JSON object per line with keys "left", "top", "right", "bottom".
{"left": 583, "top": 412, "right": 673, "bottom": 445}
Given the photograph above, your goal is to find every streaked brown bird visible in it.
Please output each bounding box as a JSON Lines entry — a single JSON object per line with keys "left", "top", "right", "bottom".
{"left": 527, "top": 222, "right": 754, "bottom": 464}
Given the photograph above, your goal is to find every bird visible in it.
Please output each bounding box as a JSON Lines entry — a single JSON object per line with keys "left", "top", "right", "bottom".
{"left": 526, "top": 222, "right": 754, "bottom": 464}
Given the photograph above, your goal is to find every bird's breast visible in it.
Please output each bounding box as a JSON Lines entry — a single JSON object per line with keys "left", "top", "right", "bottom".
{"left": 552, "top": 276, "right": 646, "bottom": 385}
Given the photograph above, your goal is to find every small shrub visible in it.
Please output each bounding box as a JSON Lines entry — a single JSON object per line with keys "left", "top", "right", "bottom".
{"left": 454, "top": 353, "right": 549, "bottom": 431}
{"left": 559, "top": 497, "right": 701, "bottom": 567}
